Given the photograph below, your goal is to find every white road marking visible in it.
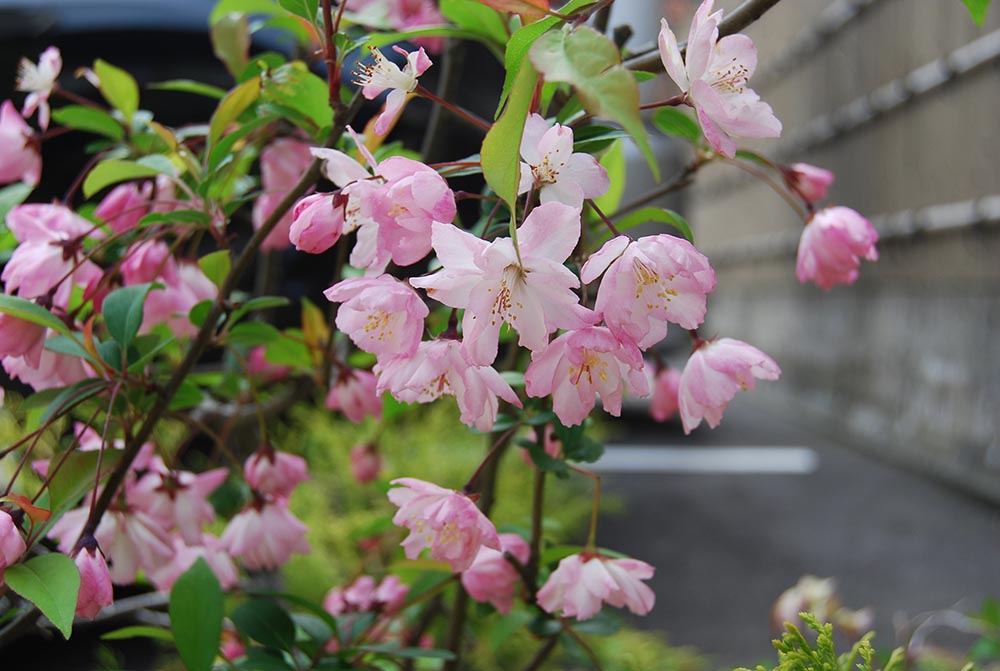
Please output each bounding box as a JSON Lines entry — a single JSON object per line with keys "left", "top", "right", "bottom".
{"left": 591, "top": 446, "right": 819, "bottom": 474}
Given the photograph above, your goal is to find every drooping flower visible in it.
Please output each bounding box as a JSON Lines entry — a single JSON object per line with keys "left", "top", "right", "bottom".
{"left": 73, "top": 537, "right": 114, "bottom": 619}
{"left": 128, "top": 467, "right": 229, "bottom": 545}
{"left": 581, "top": 234, "right": 716, "bottom": 350}
{"left": 0, "top": 313, "right": 46, "bottom": 367}
{"left": 410, "top": 202, "right": 597, "bottom": 366}
{"left": 288, "top": 193, "right": 344, "bottom": 253}
{"left": 517, "top": 114, "right": 609, "bottom": 208}
{"left": 0, "top": 509, "right": 26, "bottom": 581}
{"left": 355, "top": 46, "right": 432, "bottom": 135}
{"left": 350, "top": 443, "right": 382, "bottom": 484}
{"left": 678, "top": 337, "right": 780, "bottom": 433}
{"left": 94, "top": 182, "right": 153, "bottom": 234}
{"left": 537, "top": 553, "right": 656, "bottom": 621}
{"left": 658, "top": 1, "right": 781, "bottom": 158}
{"left": 244, "top": 448, "right": 309, "bottom": 501}
{"left": 16, "top": 47, "right": 61, "bottom": 130}
{"left": 326, "top": 369, "right": 383, "bottom": 423}
{"left": 220, "top": 499, "right": 311, "bottom": 571}
{"left": 650, "top": 367, "right": 682, "bottom": 422}
{"left": 136, "top": 253, "right": 218, "bottom": 336}
{"left": 324, "top": 274, "right": 429, "bottom": 360}
{"left": 254, "top": 137, "right": 315, "bottom": 251}
{"left": 524, "top": 326, "right": 649, "bottom": 427}
{"left": 387, "top": 477, "right": 500, "bottom": 572}
{"left": 324, "top": 574, "right": 409, "bottom": 615}
{"left": 0, "top": 100, "right": 41, "bottom": 185}
{"left": 461, "top": 533, "right": 530, "bottom": 614}
{"left": 375, "top": 339, "right": 521, "bottom": 432}
{"left": 795, "top": 206, "right": 878, "bottom": 291}
{"left": 785, "top": 163, "right": 834, "bottom": 205}
{"left": 148, "top": 534, "right": 240, "bottom": 592}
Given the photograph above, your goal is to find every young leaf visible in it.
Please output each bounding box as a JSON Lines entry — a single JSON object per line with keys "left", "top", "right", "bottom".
{"left": 82, "top": 159, "right": 167, "bottom": 199}
{"left": 169, "top": 558, "right": 223, "bottom": 671}
{"left": 277, "top": 0, "right": 318, "bottom": 22}
{"left": 102, "top": 283, "right": 155, "bottom": 347}
{"left": 262, "top": 63, "right": 333, "bottom": 132}
{"left": 38, "top": 379, "right": 108, "bottom": 425}
{"left": 212, "top": 12, "right": 251, "bottom": 79}
{"left": 231, "top": 599, "right": 297, "bottom": 651}
{"left": 226, "top": 321, "right": 281, "bottom": 346}
{"left": 94, "top": 59, "right": 140, "bottom": 124}
{"left": 102, "top": 625, "right": 175, "bottom": 641}
{"left": 961, "top": 0, "right": 991, "bottom": 24}
{"left": 198, "top": 250, "right": 231, "bottom": 289}
{"left": 209, "top": 77, "right": 262, "bottom": 145}
{"left": 4, "top": 554, "right": 81, "bottom": 639}
{"left": 440, "top": 0, "right": 509, "bottom": 44}
{"left": 149, "top": 79, "right": 227, "bottom": 99}
{"left": 530, "top": 26, "right": 659, "bottom": 179}
{"left": 473, "top": 0, "right": 549, "bottom": 22}
{"left": 50, "top": 106, "right": 124, "bottom": 141}
{"left": 482, "top": 61, "right": 537, "bottom": 207}
{"left": 653, "top": 107, "right": 701, "bottom": 143}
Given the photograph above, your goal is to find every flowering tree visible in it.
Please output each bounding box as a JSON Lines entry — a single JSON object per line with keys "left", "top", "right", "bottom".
{"left": 0, "top": 0, "right": 986, "bottom": 668}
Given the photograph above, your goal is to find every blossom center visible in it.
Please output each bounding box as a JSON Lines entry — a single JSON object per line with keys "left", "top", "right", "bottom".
{"left": 363, "top": 310, "right": 395, "bottom": 343}
{"left": 631, "top": 257, "right": 678, "bottom": 311}
{"left": 531, "top": 154, "right": 565, "bottom": 186}
{"left": 354, "top": 47, "right": 417, "bottom": 93}
{"left": 709, "top": 56, "right": 750, "bottom": 95}
{"left": 488, "top": 265, "right": 526, "bottom": 327}
{"left": 570, "top": 349, "right": 609, "bottom": 387}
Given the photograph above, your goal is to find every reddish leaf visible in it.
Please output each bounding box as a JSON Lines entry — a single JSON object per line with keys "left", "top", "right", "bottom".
{"left": 2, "top": 494, "right": 51, "bottom": 524}
{"left": 474, "top": 0, "right": 549, "bottom": 22}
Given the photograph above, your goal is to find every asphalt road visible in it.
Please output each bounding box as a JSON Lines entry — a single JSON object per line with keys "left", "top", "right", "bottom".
{"left": 593, "top": 400, "right": 1000, "bottom": 669}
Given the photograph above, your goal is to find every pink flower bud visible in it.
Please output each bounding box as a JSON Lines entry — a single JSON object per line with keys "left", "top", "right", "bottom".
{"left": 461, "top": 533, "right": 529, "bottom": 614}
{"left": 288, "top": 193, "right": 344, "bottom": 253}
{"left": 796, "top": 206, "right": 878, "bottom": 291}
{"left": 244, "top": 449, "right": 309, "bottom": 500}
{"left": 74, "top": 540, "right": 114, "bottom": 619}
{"left": 94, "top": 182, "right": 153, "bottom": 234}
{"left": 350, "top": 443, "right": 382, "bottom": 484}
{"left": 0, "top": 509, "right": 26, "bottom": 581}
{"left": 786, "top": 163, "right": 834, "bottom": 204}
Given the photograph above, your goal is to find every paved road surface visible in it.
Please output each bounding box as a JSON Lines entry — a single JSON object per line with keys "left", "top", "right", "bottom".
{"left": 594, "top": 400, "right": 1000, "bottom": 669}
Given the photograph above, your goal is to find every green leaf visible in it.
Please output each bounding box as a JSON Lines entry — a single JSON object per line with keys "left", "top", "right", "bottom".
{"left": 482, "top": 60, "right": 537, "bottom": 207}
{"left": 592, "top": 139, "right": 625, "bottom": 213}
{"left": 652, "top": 107, "right": 701, "bottom": 143}
{"left": 0, "top": 294, "right": 72, "bottom": 336}
{"left": 607, "top": 206, "right": 693, "bottom": 243}
{"left": 277, "top": 0, "right": 318, "bottom": 21}
{"left": 102, "top": 283, "right": 155, "bottom": 347}
{"left": 961, "top": 0, "right": 991, "bottom": 24}
{"left": 237, "top": 649, "right": 294, "bottom": 671}
{"left": 495, "top": 0, "right": 592, "bottom": 115}
{"left": 198, "top": 250, "right": 231, "bottom": 289}
{"left": 212, "top": 12, "right": 251, "bottom": 78}
{"left": 169, "top": 558, "right": 223, "bottom": 671}
{"left": 209, "top": 77, "right": 262, "bottom": 145}
{"left": 149, "top": 79, "right": 227, "bottom": 99}
{"left": 262, "top": 63, "right": 333, "bottom": 133}
{"left": 94, "top": 59, "right": 140, "bottom": 124}
{"left": 6, "top": 554, "right": 80, "bottom": 639}
{"left": 207, "top": 113, "right": 278, "bottom": 171}
{"left": 572, "top": 125, "right": 630, "bottom": 153}
{"left": 83, "top": 159, "right": 167, "bottom": 199}
{"left": 228, "top": 296, "right": 291, "bottom": 325}
{"left": 231, "top": 599, "right": 297, "bottom": 651}
{"left": 51, "top": 105, "right": 124, "bottom": 141}
{"left": 440, "top": 0, "right": 509, "bottom": 45}
{"left": 264, "top": 331, "right": 312, "bottom": 368}
{"left": 530, "top": 25, "right": 658, "bottom": 180}
{"left": 227, "top": 321, "right": 281, "bottom": 346}
{"left": 137, "top": 210, "right": 212, "bottom": 228}
{"left": 38, "top": 379, "right": 108, "bottom": 425}
{"left": 0, "top": 182, "right": 32, "bottom": 224}
{"left": 42, "top": 442, "right": 120, "bottom": 516}
{"left": 189, "top": 300, "right": 215, "bottom": 328}
{"left": 210, "top": 0, "right": 284, "bottom": 24}
{"left": 169, "top": 380, "right": 204, "bottom": 411}
{"left": 102, "top": 625, "right": 175, "bottom": 642}
{"left": 489, "top": 609, "right": 534, "bottom": 651}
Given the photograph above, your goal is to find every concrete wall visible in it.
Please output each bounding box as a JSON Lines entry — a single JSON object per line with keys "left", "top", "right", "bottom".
{"left": 681, "top": 0, "right": 1000, "bottom": 498}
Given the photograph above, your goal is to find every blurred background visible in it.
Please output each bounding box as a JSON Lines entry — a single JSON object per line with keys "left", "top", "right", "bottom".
{"left": 1, "top": 0, "right": 998, "bottom": 668}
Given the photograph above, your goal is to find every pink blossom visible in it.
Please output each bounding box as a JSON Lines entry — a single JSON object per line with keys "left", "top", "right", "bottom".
{"left": 0, "top": 313, "right": 46, "bottom": 366}
{"left": 581, "top": 234, "right": 716, "bottom": 350}
{"left": 244, "top": 449, "right": 309, "bottom": 500}
{"left": 461, "top": 533, "right": 530, "bottom": 614}
{"left": 3, "top": 339, "right": 93, "bottom": 391}
{"left": 650, "top": 367, "right": 682, "bottom": 422}
{"left": 220, "top": 499, "right": 311, "bottom": 571}
{"left": 326, "top": 369, "right": 383, "bottom": 423}
{"left": 288, "top": 193, "right": 344, "bottom": 253}
{"left": 658, "top": 1, "right": 781, "bottom": 158}
{"left": 410, "top": 203, "right": 597, "bottom": 365}
{"left": 786, "top": 163, "right": 834, "bottom": 204}
{"left": 324, "top": 574, "right": 409, "bottom": 615}
{"left": 524, "top": 326, "right": 649, "bottom": 427}
{"left": 518, "top": 114, "right": 609, "bottom": 208}
{"left": 387, "top": 477, "right": 500, "bottom": 572}
{"left": 350, "top": 443, "right": 382, "bottom": 484}
{"left": 375, "top": 339, "right": 521, "bottom": 432}
{"left": 254, "top": 138, "right": 315, "bottom": 251}
{"left": 140, "top": 259, "right": 218, "bottom": 336}
{"left": 678, "top": 337, "right": 780, "bottom": 433}
{"left": 537, "top": 553, "right": 655, "bottom": 621}
{"left": 74, "top": 540, "right": 114, "bottom": 619}
{"left": 16, "top": 47, "right": 61, "bottom": 130}
{"left": 0, "top": 509, "right": 26, "bottom": 581}
{"left": 95, "top": 182, "right": 153, "bottom": 234}
{"left": 247, "top": 346, "right": 290, "bottom": 381}
{"left": 355, "top": 46, "right": 432, "bottom": 135}
{"left": 0, "top": 100, "right": 41, "bottom": 185}
{"left": 221, "top": 625, "right": 246, "bottom": 661}
{"left": 128, "top": 468, "right": 229, "bottom": 545}
{"left": 796, "top": 206, "right": 878, "bottom": 291}
{"left": 149, "top": 534, "right": 240, "bottom": 592}
{"left": 324, "top": 274, "right": 428, "bottom": 359}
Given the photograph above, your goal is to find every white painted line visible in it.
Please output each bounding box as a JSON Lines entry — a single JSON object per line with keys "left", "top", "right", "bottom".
{"left": 591, "top": 446, "right": 819, "bottom": 474}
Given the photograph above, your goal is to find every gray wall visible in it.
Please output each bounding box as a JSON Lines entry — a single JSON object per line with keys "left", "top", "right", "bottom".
{"left": 681, "top": 0, "right": 1000, "bottom": 498}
